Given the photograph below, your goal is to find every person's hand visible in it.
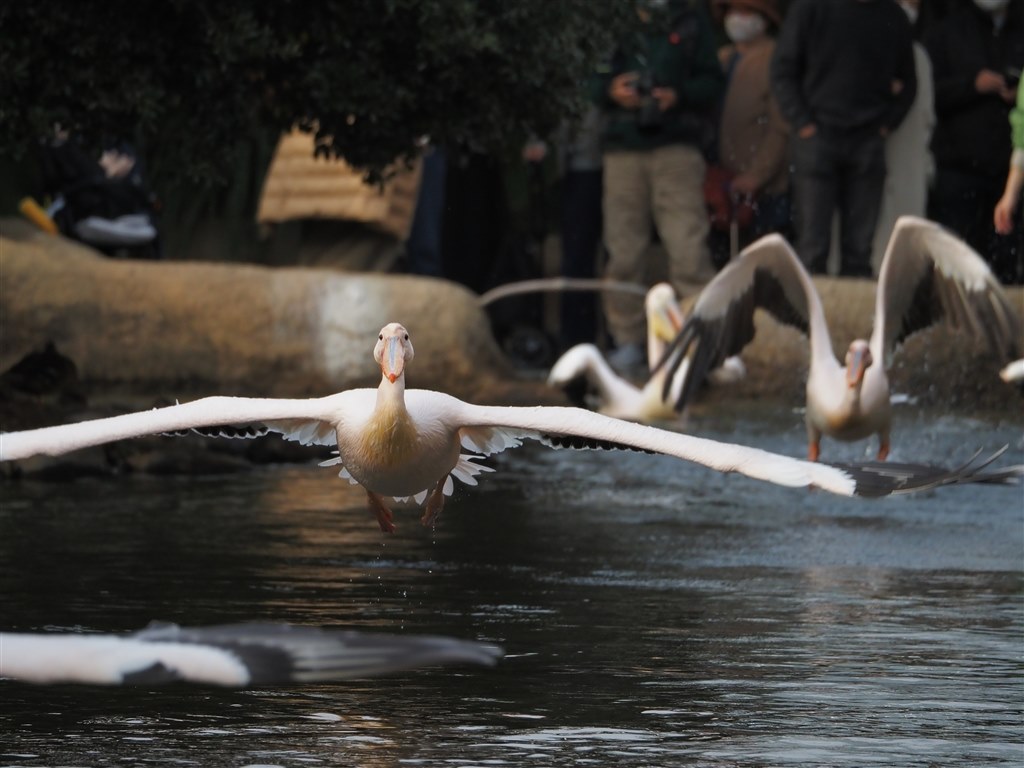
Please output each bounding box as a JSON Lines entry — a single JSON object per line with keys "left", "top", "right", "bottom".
{"left": 522, "top": 141, "right": 547, "bottom": 163}
{"left": 975, "top": 69, "right": 1015, "bottom": 102}
{"left": 798, "top": 123, "right": 817, "bottom": 139}
{"left": 730, "top": 173, "right": 760, "bottom": 197}
{"left": 609, "top": 72, "right": 641, "bottom": 109}
{"left": 652, "top": 86, "right": 678, "bottom": 112}
{"left": 99, "top": 150, "right": 135, "bottom": 179}
{"left": 994, "top": 191, "right": 1018, "bottom": 234}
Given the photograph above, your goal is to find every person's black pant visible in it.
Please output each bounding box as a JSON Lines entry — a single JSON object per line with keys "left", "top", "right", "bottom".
{"left": 559, "top": 168, "right": 603, "bottom": 348}
{"left": 792, "top": 129, "right": 886, "bottom": 277}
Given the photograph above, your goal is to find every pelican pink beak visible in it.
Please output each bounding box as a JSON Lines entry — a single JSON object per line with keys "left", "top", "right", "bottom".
{"left": 666, "top": 302, "right": 684, "bottom": 334}
{"left": 846, "top": 345, "right": 871, "bottom": 388}
{"left": 375, "top": 323, "right": 413, "bottom": 384}
{"left": 646, "top": 283, "right": 685, "bottom": 341}
{"left": 382, "top": 335, "right": 405, "bottom": 383}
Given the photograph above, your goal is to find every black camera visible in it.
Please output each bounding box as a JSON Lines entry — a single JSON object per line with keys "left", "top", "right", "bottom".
{"left": 634, "top": 70, "right": 663, "bottom": 130}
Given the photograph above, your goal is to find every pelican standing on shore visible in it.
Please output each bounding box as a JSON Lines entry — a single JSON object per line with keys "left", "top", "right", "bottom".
{"left": 2, "top": 321, "right": 1020, "bottom": 531}
{"left": 547, "top": 283, "right": 745, "bottom": 421}
{"left": 656, "top": 216, "right": 1022, "bottom": 461}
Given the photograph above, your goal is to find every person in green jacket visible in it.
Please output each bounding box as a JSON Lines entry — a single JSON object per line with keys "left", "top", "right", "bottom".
{"left": 994, "top": 84, "right": 1024, "bottom": 236}
{"left": 591, "top": 0, "right": 725, "bottom": 372}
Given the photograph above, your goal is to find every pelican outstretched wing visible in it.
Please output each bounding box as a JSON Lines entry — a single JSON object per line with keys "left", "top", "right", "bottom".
{"left": 435, "top": 397, "right": 1023, "bottom": 499}
{"left": 658, "top": 234, "right": 820, "bottom": 412}
{"left": 0, "top": 392, "right": 370, "bottom": 461}
{"left": 872, "top": 216, "right": 1021, "bottom": 366}
{"left": 0, "top": 622, "right": 503, "bottom": 686}
{"left": 3, "top": 391, "right": 1021, "bottom": 503}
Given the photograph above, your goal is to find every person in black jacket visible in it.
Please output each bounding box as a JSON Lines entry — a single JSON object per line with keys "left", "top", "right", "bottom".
{"left": 925, "top": 0, "right": 1023, "bottom": 285}
{"left": 771, "top": 0, "right": 916, "bottom": 277}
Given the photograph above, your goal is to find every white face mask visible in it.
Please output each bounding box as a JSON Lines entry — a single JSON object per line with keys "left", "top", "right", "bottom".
{"left": 724, "top": 10, "right": 767, "bottom": 43}
{"left": 897, "top": 0, "right": 919, "bottom": 25}
{"left": 973, "top": 0, "right": 1010, "bottom": 12}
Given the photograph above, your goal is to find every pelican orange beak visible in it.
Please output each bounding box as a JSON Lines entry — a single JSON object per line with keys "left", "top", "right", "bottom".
{"left": 382, "top": 335, "right": 405, "bottom": 384}
{"left": 652, "top": 302, "right": 684, "bottom": 341}
{"left": 666, "top": 302, "right": 685, "bottom": 334}
{"left": 846, "top": 347, "right": 869, "bottom": 388}
{"left": 646, "top": 284, "right": 684, "bottom": 342}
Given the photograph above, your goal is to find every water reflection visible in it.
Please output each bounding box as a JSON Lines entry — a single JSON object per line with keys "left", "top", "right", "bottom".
{"left": 1, "top": 412, "right": 1021, "bottom": 766}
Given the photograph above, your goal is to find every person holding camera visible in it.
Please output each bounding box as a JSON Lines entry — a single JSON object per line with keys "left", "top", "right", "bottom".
{"left": 590, "top": 0, "right": 724, "bottom": 373}
{"left": 925, "top": 0, "right": 1024, "bottom": 284}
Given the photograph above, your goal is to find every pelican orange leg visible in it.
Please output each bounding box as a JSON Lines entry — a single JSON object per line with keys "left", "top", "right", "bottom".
{"left": 420, "top": 479, "right": 447, "bottom": 528}
{"left": 367, "top": 491, "right": 396, "bottom": 534}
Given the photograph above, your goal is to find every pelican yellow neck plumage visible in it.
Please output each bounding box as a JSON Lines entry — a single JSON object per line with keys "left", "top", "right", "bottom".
{"left": 364, "top": 323, "right": 419, "bottom": 465}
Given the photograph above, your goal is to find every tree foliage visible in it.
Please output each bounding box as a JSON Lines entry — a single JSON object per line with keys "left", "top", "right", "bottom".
{"left": 0, "top": 1, "right": 632, "bottom": 187}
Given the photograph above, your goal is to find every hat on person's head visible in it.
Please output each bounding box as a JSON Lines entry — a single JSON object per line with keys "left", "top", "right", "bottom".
{"left": 712, "top": 0, "right": 782, "bottom": 26}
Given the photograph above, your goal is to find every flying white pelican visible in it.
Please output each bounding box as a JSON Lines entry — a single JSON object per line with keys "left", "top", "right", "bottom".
{"left": 0, "top": 622, "right": 502, "bottom": 686}
{"left": 547, "top": 283, "right": 745, "bottom": 421}
{"left": 1, "top": 322, "right": 1020, "bottom": 531}
{"left": 656, "top": 216, "right": 1022, "bottom": 461}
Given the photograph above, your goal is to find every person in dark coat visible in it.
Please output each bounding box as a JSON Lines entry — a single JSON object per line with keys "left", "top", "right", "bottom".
{"left": 771, "top": 0, "right": 917, "bottom": 277}
{"left": 925, "top": 0, "right": 1024, "bottom": 284}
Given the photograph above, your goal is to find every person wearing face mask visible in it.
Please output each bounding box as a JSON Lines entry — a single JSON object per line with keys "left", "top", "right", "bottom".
{"left": 709, "top": 0, "right": 791, "bottom": 263}
{"left": 770, "top": 0, "right": 917, "bottom": 278}
{"left": 924, "top": 0, "right": 1024, "bottom": 284}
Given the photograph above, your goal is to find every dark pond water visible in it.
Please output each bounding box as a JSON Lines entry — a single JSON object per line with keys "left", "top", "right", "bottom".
{"left": 1, "top": 408, "right": 1022, "bottom": 767}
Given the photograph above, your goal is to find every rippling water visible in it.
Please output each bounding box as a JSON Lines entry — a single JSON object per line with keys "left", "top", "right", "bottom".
{"left": 1, "top": 409, "right": 1022, "bottom": 767}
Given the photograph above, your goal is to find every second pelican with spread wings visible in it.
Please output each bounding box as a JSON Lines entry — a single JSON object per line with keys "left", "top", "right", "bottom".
{"left": 657, "top": 216, "right": 1022, "bottom": 461}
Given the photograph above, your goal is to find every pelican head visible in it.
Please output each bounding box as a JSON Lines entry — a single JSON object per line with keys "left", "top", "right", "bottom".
{"left": 374, "top": 323, "right": 414, "bottom": 384}
{"left": 646, "top": 283, "right": 684, "bottom": 340}
{"left": 645, "top": 282, "right": 685, "bottom": 368}
{"left": 845, "top": 340, "right": 872, "bottom": 388}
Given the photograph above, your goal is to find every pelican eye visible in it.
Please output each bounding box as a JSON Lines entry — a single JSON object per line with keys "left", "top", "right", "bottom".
{"left": 378, "top": 334, "right": 383, "bottom": 340}
{"left": 404, "top": 334, "right": 409, "bottom": 340}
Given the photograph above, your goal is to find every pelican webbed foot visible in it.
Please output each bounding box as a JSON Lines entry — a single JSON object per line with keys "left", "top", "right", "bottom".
{"left": 420, "top": 478, "right": 447, "bottom": 528}
{"left": 367, "top": 491, "right": 396, "bottom": 534}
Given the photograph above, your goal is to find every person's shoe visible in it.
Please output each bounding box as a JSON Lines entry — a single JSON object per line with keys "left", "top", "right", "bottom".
{"left": 606, "top": 343, "right": 646, "bottom": 373}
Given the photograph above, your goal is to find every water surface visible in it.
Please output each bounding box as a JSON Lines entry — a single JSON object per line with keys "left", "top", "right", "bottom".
{"left": 1, "top": 409, "right": 1022, "bottom": 766}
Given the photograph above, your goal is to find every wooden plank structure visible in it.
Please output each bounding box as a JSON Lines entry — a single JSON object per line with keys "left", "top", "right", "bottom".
{"left": 256, "top": 129, "right": 421, "bottom": 241}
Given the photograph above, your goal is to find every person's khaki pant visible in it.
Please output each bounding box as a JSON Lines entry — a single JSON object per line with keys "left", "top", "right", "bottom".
{"left": 602, "top": 144, "right": 712, "bottom": 345}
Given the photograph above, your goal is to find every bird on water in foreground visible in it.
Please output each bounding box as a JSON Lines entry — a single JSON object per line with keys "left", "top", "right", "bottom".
{"left": 655, "top": 216, "right": 1022, "bottom": 462}
{"left": 1, "top": 321, "right": 1021, "bottom": 532}
{"left": 0, "top": 622, "right": 503, "bottom": 687}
